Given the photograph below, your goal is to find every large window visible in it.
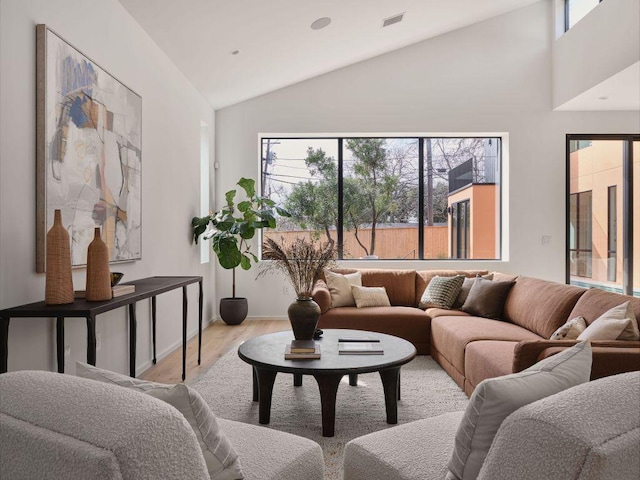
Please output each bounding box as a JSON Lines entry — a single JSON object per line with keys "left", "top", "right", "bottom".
{"left": 567, "top": 135, "right": 638, "bottom": 297}
{"left": 565, "top": 0, "right": 603, "bottom": 31}
{"left": 261, "top": 136, "right": 501, "bottom": 260}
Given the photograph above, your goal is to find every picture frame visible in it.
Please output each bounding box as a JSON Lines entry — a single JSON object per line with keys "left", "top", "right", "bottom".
{"left": 36, "top": 24, "right": 142, "bottom": 273}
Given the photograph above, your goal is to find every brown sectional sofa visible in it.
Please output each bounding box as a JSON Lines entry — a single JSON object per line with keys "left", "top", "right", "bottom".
{"left": 312, "top": 268, "right": 640, "bottom": 396}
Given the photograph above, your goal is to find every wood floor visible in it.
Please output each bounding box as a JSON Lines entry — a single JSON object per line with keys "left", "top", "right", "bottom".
{"left": 140, "top": 319, "right": 290, "bottom": 384}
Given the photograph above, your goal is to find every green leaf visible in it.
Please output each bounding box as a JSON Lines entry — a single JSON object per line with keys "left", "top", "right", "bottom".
{"left": 240, "top": 254, "right": 251, "bottom": 270}
{"left": 237, "top": 177, "right": 255, "bottom": 198}
{"left": 259, "top": 197, "right": 276, "bottom": 207}
{"left": 248, "top": 252, "right": 258, "bottom": 263}
{"left": 276, "top": 206, "right": 291, "bottom": 217}
{"left": 225, "top": 189, "right": 236, "bottom": 208}
{"left": 237, "top": 201, "right": 251, "bottom": 213}
{"left": 239, "top": 225, "right": 255, "bottom": 240}
{"left": 191, "top": 216, "right": 210, "bottom": 244}
{"left": 213, "top": 235, "right": 242, "bottom": 269}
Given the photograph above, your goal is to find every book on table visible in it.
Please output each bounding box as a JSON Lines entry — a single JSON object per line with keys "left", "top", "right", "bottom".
{"left": 338, "top": 337, "right": 380, "bottom": 343}
{"left": 289, "top": 339, "right": 317, "bottom": 353}
{"left": 74, "top": 284, "right": 136, "bottom": 299}
{"left": 284, "top": 343, "right": 321, "bottom": 360}
{"left": 338, "top": 342, "right": 384, "bottom": 355}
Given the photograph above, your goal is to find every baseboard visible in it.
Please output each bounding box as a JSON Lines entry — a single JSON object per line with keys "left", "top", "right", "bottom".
{"left": 136, "top": 318, "right": 215, "bottom": 376}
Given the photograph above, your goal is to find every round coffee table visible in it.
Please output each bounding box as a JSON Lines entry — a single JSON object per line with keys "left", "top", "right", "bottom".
{"left": 237, "top": 329, "right": 417, "bottom": 437}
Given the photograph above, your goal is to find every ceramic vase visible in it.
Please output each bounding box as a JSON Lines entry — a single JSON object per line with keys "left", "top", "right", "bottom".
{"left": 86, "top": 227, "right": 111, "bottom": 301}
{"left": 45, "top": 210, "right": 74, "bottom": 305}
{"left": 287, "top": 297, "right": 321, "bottom": 341}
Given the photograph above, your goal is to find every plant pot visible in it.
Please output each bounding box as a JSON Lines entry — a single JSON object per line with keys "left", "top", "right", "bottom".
{"left": 288, "top": 297, "right": 321, "bottom": 341}
{"left": 220, "top": 297, "right": 248, "bottom": 325}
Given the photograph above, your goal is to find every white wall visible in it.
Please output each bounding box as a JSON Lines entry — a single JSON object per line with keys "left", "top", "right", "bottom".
{"left": 215, "top": 0, "right": 640, "bottom": 319}
{"left": 0, "top": 0, "right": 215, "bottom": 375}
{"left": 553, "top": 0, "right": 640, "bottom": 108}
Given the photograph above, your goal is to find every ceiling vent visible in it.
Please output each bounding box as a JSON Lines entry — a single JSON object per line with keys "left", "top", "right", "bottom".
{"left": 382, "top": 12, "right": 404, "bottom": 28}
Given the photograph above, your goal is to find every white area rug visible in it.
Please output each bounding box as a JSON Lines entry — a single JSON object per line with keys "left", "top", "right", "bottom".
{"left": 192, "top": 350, "right": 468, "bottom": 480}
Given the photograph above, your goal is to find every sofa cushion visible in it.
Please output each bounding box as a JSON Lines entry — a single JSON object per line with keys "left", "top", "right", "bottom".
{"left": 430, "top": 316, "right": 542, "bottom": 375}
{"left": 461, "top": 277, "right": 514, "bottom": 319}
{"left": 329, "top": 268, "right": 417, "bottom": 306}
{"left": 502, "top": 277, "right": 586, "bottom": 339}
{"left": 550, "top": 316, "right": 587, "bottom": 340}
{"left": 416, "top": 270, "right": 489, "bottom": 305}
{"left": 344, "top": 411, "right": 465, "bottom": 480}
{"left": 317, "top": 306, "right": 430, "bottom": 354}
{"left": 477, "top": 372, "right": 640, "bottom": 480}
{"left": 447, "top": 341, "right": 592, "bottom": 480}
{"left": 324, "top": 270, "right": 362, "bottom": 307}
{"left": 351, "top": 285, "right": 391, "bottom": 308}
{"left": 577, "top": 301, "right": 640, "bottom": 341}
{"left": 418, "top": 275, "right": 465, "bottom": 309}
{"left": 425, "top": 308, "right": 470, "bottom": 318}
{"left": 464, "top": 341, "right": 518, "bottom": 394}
{"left": 453, "top": 274, "right": 494, "bottom": 309}
{"left": 567, "top": 287, "right": 640, "bottom": 326}
{"left": 76, "top": 362, "right": 243, "bottom": 480}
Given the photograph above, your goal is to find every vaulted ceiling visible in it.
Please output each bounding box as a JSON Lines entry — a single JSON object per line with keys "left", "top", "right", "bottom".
{"left": 118, "top": 0, "right": 540, "bottom": 109}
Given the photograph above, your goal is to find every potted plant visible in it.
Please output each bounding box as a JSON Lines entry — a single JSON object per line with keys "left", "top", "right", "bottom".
{"left": 192, "top": 177, "right": 287, "bottom": 325}
{"left": 259, "top": 236, "right": 336, "bottom": 340}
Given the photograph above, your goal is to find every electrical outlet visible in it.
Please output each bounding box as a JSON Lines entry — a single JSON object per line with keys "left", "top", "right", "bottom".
{"left": 283, "top": 284, "right": 290, "bottom": 295}
{"left": 96, "top": 331, "right": 101, "bottom": 351}
{"left": 541, "top": 235, "right": 552, "bottom": 245}
{"left": 64, "top": 346, "right": 71, "bottom": 366}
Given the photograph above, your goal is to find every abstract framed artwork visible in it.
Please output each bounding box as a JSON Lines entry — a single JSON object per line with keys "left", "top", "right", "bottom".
{"left": 36, "top": 25, "right": 142, "bottom": 273}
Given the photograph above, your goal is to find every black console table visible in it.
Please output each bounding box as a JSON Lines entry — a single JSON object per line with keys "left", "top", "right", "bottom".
{"left": 0, "top": 276, "right": 203, "bottom": 380}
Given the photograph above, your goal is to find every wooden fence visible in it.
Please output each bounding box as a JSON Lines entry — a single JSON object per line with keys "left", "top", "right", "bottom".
{"left": 265, "top": 226, "right": 448, "bottom": 259}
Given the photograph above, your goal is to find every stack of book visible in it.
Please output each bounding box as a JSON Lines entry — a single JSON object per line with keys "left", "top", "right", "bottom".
{"left": 338, "top": 337, "right": 384, "bottom": 355}
{"left": 75, "top": 284, "right": 136, "bottom": 299}
{"left": 284, "top": 340, "right": 321, "bottom": 360}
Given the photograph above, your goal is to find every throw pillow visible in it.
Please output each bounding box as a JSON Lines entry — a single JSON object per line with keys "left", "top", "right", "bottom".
{"left": 453, "top": 273, "right": 494, "bottom": 309}
{"left": 351, "top": 285, "right": 391, "bottom": 308}
{"left": 418, "top": 275, "right": 465, "bottom": 309}
{"left": 76, "top": 362, "right": 243, "bottom": 480}
{"left": 577, "top": 301, "right": 640, "bottom": 341}
{"left": 460, "top": 276, "right": 514, "bottom": 319}
{"left": 324, "top": 270, "right": 362, "bottom": 307}
{"left": 447, "top": 341, "right": 592, "bottom": 480}
{"left": 550, "top": 316, "right": 587, "bottom": 340}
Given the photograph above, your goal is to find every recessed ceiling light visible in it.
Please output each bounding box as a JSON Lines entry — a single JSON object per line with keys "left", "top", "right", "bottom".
{"left": 311, "top": 17, "right": 331, "bottom": 30}
{"left": 597, "top": 96, "right": 608, "bottom": 100}
{"left": 230, "top": 49, "right": 240, "bottom": 56}
{"left": 382, "top": 12, "right": 405, "bottom": 28}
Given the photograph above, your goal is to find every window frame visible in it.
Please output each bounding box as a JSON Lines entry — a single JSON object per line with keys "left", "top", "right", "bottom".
{"left": 260, "top": 135, "right": 503, "bottom": 261}
{"left": 564, "top": 0, "right": 603, "bottom": 32}
{"left": 565, "top": 133, "right": 638, "bottom": 296}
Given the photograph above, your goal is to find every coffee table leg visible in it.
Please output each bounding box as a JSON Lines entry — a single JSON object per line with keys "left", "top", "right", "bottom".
{"left": 252, "top": 367, "right": 258, "bottom": 401}
{"left": 294, "top": 373, "right": 303, "bottom": 386}
{"left": 313, "top": 374, "right": 342, "bottom": 437}
{"left": 379, "top": 367, "right": 401, "bottom": 424}
{"left": 349, "top": 373, "right": 358, "bottom": 386}
{"left": 256, "top": 368, "right": 277, "bottom": 424}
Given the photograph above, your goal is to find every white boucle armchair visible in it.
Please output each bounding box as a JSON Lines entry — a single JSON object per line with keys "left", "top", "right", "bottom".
{"left": 344, "top": 372, "right": 640, "bottom": 480}
{"left": 0, "top": 371, "right": 324, "bottom": 480}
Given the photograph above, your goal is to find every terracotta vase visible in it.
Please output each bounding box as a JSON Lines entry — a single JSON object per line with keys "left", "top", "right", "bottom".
{"left": 287, "top": 297, "right": 321, "bottom": 341}
{"left": 86, "top": 227, "right": 111, "bottom": 301}
{"left": 45, "top": 210, "right": 74, "bottom": 305}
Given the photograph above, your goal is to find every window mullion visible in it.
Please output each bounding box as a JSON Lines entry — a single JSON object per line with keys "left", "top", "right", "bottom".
{"left": 337, "top": 138, "right": 344, "bottom": 259}
{"left": 418, "top": 139, "right": 425, "bottom": 259}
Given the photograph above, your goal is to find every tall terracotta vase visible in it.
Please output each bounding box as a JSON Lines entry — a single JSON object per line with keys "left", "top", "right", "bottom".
{"left": 287, "top": 297, "right": 321, "bottom": 341}
{"left": 86, "top": 227, "right": 111, "bottom": 301}
{"left": 45, "top": 210, "right": 74, "bottom": 305}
